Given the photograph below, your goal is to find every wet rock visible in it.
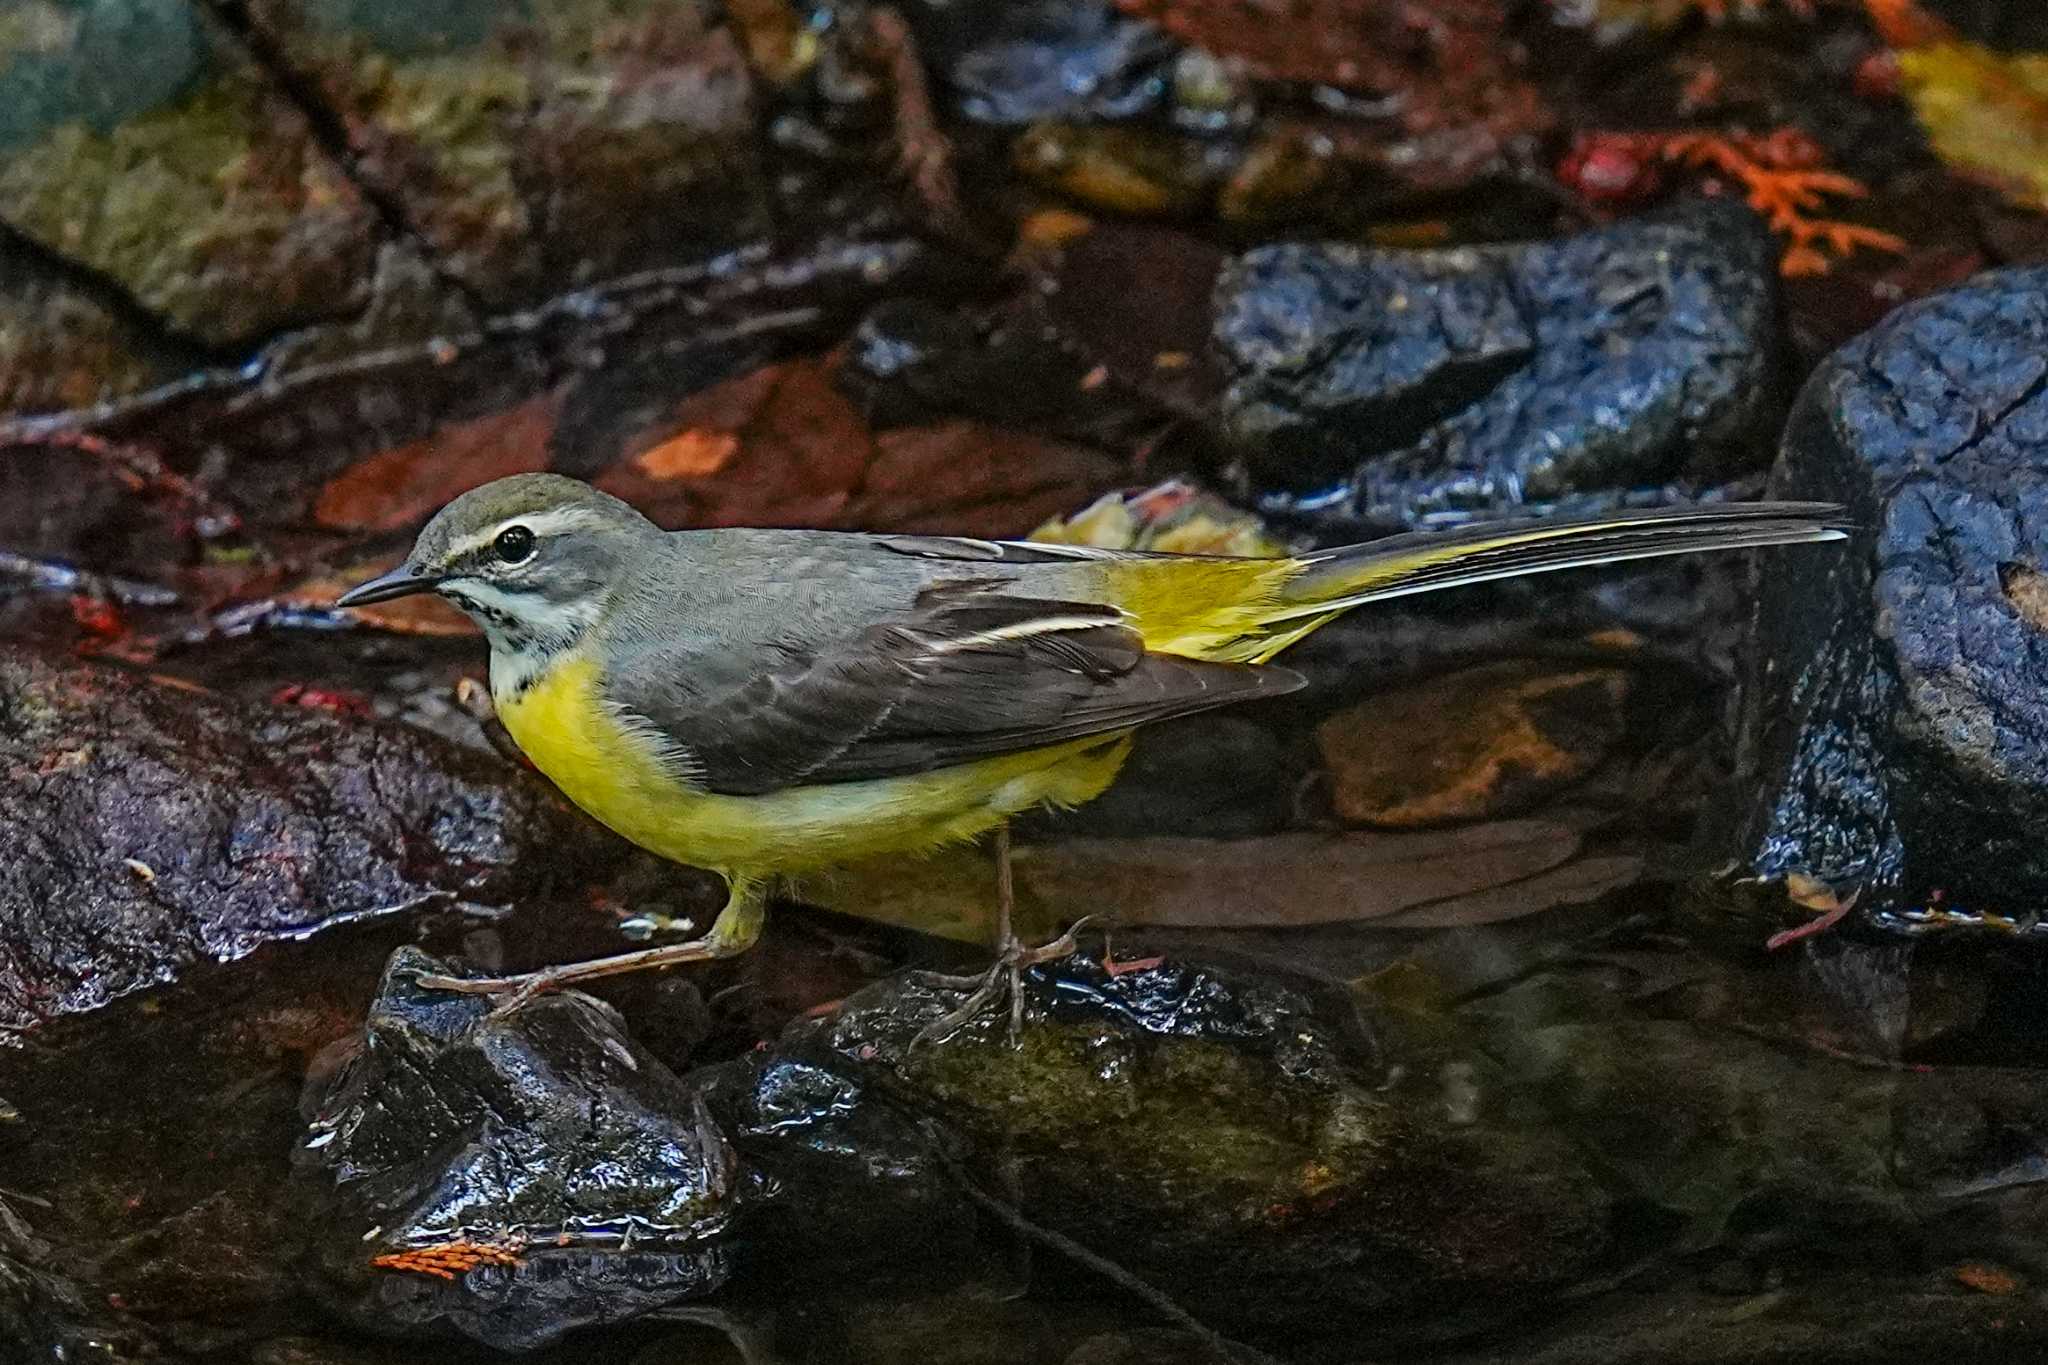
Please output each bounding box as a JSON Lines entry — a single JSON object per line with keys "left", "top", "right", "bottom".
{"left": 0, "top": 917, "right": 494, "bottom": 1355}
{"left": 694, "top": 1047, "right": 994, "bottom": 1298}
{"left": 0, "top": 0, "right": 386, "bottom": 350}
{"left": 841, "top": 225, "right": 1225, "bottom": 454}
{"left": 975, "top": 0, "right": 1551, "bottom": 229}
{"left": 842, "top": 295, "right": 1181, "bottom": 454}
{"left": 1719, "top": 265, "right": 2048, "bottom": 920}
{"left": 1119, "top": 0, "right": 1550, "bottom": 208}
{"left": 292, "top": 948, "right": 740, "bottom": 1352}
{"left": 1213, "top": 197, "right": 1782, "bottom": 529}
{"left": 901, "top": 0, "right": 1172, "bottom": 126}
{"left": 767, "top": 955, "right": 1617, "bottom": 1345}
{"left": 1317, "top": 661, "right": 1633, "bottom": 828}
{"left": 237, "top": 0, "right": 772, "bottom": 308}
{"left": 0, "top": 647, "right": 626, "bottom": 1034}
{"left": 1118, "top": 0, "right": 1517, "bottom": 100}
{"left": 0, "top": 1196, "right": 157, "bottom": 1364}
{"left": 0, "top": 436, "right": 180, "bottom": 570}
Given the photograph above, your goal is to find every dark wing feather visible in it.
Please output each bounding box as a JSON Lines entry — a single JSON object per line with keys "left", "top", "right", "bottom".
{"left": 874, "top": 534, "right": 1211, "bottom": 564}
{"left": 609, "top": 586, "right": 1303, "bottom": 796}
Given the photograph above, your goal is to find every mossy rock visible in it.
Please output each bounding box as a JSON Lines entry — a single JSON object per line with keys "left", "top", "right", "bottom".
{"left": 781, "top": 955, "right": 1618, "bottom": 1344}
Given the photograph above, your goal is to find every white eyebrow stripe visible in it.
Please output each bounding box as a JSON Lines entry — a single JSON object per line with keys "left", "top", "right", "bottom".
{"left": 447, "top": 507, "right": 609, "bottom": 559}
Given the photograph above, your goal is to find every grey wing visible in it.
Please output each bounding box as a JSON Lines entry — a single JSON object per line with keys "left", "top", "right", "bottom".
{"left": 872, "top": 533, "right": 1237, "bottom": 564}
{"left": 604, "top": 582, "right": 1305, "bottom": 796}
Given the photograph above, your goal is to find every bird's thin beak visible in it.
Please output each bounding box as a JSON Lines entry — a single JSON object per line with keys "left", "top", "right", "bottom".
{"left": 335, "top": 565, "right": 442, "bottom": 608}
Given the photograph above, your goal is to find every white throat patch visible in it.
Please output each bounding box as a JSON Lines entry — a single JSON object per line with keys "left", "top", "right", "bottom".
{"left": 446, "top": 579, "right": 601, "bottom": 691}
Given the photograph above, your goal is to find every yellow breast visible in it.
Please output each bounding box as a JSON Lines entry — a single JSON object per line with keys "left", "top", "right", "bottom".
{"left": 493, "top": 651, "right": 1133, "bottom": 879}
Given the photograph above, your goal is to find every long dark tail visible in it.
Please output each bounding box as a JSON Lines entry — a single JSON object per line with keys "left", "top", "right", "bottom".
{"left": 1270, "top": 501, "right": 1849, "bottom": 620}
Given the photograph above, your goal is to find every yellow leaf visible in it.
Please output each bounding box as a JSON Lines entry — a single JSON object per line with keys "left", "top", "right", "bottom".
{"left": 1899, "top": 42, "right": 2048, "bottom": 211}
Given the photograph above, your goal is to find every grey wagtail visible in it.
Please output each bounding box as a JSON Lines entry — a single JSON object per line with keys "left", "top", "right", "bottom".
{"left": 336, "top": 473, "right": 1845, "bottom": 1028}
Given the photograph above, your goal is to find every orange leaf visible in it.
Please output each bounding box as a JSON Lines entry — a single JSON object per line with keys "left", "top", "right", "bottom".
{"left": 633, "top": 428, "right": 740, "bottom": 480}
{"left": 313, "top": 391, "right": 562, "bottom": 533}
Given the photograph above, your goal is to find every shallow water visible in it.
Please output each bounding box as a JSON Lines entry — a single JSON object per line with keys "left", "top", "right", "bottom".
{"left": 6, "top": 2, "right": 2048, "bottom": 1362}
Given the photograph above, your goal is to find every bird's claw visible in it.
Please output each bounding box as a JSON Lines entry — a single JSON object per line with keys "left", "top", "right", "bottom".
{"left": 416, "top": 968, "right": 562, "bottom": 1018}
{"left": 913, "top": 917, "right": 1093, "bottom": 1048}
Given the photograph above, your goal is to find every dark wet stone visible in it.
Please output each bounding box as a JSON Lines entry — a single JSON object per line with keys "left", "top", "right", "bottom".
{"left": 0, "top": 438, "right": 175, "bottom": 569}
{"left": 987, "top": 0, "right": 1551, "bottom": 230}
{"left": 899, "top": 0, "right": 1172, "bottom": 126}
{"left": 1716, "top": 265, "right": 2048, "bottom": 922}
{"left": 0, "top": 1196, "right": 158, "bottom": 1364}
{"left": 292, "top": 948, "right": 740, "bottom": 1352}
{"left": 841, "top": 225, "right": 1224, "bottom": 455}
{"left": 1213, "top": 197, "right": 1782, "bottom": 530}
{"left": 0, "top": 917, "right": 497, "bottom": 1355}
{"left": 0, "top": 647, "right": 626, "bottom": 1034}
{"left": 766, "top": 954, "right": 1616, "bottom": 1346}
{"left": 694, "top": 1046, "right": 993, "bottom": 1298}
{"left": 842, "top": 295, "right": 1177, "bottom": 453}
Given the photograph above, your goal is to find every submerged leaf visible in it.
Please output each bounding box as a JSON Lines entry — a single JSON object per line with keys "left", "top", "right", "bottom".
{"left": 798, "top": 817, "right": 1637, "bottom": 941}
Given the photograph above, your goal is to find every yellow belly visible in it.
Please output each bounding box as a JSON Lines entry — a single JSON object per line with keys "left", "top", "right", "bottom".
{"left": 494, "top": 653, "right": 1132, "bottom": 878}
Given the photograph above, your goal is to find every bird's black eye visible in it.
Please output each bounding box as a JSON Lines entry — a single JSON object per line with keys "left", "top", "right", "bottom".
{"left": 494, "top": 525, "right": 536, "bottom": 564}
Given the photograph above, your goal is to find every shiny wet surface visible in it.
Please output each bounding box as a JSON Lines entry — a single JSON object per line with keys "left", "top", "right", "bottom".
{"left": 7, "top": 1, "right": 2048, "bottom": 1361}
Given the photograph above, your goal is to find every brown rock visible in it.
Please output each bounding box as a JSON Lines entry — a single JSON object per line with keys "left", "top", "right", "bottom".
{"left": 1318, "top": 661, "right": 1632, "bottom": 828}
{"left": 0, "top": 647, "right": 628, "bottom": 1034}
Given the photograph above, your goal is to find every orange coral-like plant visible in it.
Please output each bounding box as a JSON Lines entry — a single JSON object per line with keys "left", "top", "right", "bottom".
{"left": 1661, "top": 130, "right": 1906, "bottom": 275}
{"left": 370, "top": 1239, "right": 526, "bottom": 1281}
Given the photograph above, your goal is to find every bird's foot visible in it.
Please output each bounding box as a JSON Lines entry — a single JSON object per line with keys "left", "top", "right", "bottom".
{"left": 417, "top": 932, "right": 741, "bottom": 1018}
{"left": 416, "top": 965, "right": 569, "bottom": 1018}
{"left": 913, "top": 917, "right": 1093, "bottom": 1048}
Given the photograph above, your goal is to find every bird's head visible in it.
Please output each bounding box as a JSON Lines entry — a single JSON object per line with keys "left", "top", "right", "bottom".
{"left": 336, "top": 473, "right": 660, "bottom": 657}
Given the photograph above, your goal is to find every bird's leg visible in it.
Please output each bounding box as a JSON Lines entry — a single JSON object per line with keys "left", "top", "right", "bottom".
{"left": 914, "top": 827, "right": 1090, "bottom": 1046}
{"left": 418, "top": 876, "right": 767, "bottom": 1012}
